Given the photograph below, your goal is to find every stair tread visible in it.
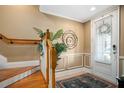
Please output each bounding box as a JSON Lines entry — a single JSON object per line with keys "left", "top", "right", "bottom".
{"left": 6, "top": 71, "right": 47, "bottom": 88}
{"left": 0, "top": 66, "right": 37, "bottom": 82}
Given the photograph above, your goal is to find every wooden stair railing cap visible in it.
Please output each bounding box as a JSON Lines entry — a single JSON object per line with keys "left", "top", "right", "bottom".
{"left": 0, "top": 33, "right": 41, "bottom": 45}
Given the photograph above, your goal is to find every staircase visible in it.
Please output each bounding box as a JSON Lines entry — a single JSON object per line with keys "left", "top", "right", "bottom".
{"left": 0, "top": 66, "right": 40, "bottom": 88}
{"left": 0, "top": 30, "right": 57, "bottom": 88}
{"left": 0, "top": 34, "right": 46, "bottom": 87}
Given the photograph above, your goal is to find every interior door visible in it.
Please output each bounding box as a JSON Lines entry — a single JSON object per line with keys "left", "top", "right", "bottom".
{"left": 91, "top": 9, "right": 119, "bottom": 84}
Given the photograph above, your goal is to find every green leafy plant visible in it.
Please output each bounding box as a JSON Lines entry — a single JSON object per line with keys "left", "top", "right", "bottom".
{"left": 33, "top": 27, "right": 67, "bottom": 60}
{"left": 51, "top": 29, "right": 63, "bottom": 41}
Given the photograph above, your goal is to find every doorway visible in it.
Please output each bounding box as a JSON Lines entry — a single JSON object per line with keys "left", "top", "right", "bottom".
{"left": 91, "top": 9, "right": 119, "bottom": 84}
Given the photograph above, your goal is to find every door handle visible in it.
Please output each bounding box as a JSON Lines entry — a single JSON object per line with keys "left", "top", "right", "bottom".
{"left": 112, "top": 44, "right": 117, "bottom": 54}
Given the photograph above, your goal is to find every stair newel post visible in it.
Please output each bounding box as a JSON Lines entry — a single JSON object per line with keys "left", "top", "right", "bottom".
{"left": 51, "top": 47, "right": 57, "bottom": 88}
{"left": 48, "top": 46, "right": 57, "bottom": 88}
{"left": 41, "top": 29, "right": 57, "bottom": 88}
{"left": 46, "top": 29, "right": 50, "bottom": 87}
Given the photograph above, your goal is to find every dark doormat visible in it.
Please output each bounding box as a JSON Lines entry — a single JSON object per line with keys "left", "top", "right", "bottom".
{"left": 56, "top": 73, "right": 117, "bottom": 88}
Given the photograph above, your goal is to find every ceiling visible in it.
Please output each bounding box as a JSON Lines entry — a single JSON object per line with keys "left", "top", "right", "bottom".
{"left": 39, "top": 5, "right": 115, "bottom": 23}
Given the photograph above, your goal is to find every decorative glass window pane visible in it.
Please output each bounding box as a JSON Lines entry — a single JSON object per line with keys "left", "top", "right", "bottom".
{"left": 95, "top": 16, "right": 112, "bottom": 64}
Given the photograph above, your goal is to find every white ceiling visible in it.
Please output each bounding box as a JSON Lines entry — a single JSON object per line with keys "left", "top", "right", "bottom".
{"left": 39, "top": 5, "right": 114, "bottom": 23}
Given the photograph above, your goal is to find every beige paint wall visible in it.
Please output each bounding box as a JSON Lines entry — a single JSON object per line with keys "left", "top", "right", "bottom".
{"left": 120, "top": 5, "right": 124, "bottom": 56}
{"left": 119, "top": 5, "right": 124, "bottom": 76}
{"left": 0, "top": 5, "right": 84, "bottom": 62}
{"left": 0, "top": 40, "right": 39, "bottom": 62}
{"left": 83, "top": 21, "right": 91, "bottom": 53}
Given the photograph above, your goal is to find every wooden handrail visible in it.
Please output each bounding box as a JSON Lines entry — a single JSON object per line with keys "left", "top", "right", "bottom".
{"left": 0, "top": 33, "right": 41, "bottom": 45}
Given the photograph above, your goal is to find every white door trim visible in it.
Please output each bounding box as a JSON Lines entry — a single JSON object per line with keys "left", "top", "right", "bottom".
{"left": 116, "top": 6, "right": 120, "bottom": 78}
{"left": 91, "top": 6, "right": 120, "bottom": 84}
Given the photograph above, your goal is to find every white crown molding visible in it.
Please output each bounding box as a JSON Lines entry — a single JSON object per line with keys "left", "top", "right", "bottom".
{"left": 39, "top": 6, "right": 82, "bottom": 23}
{"left": 39, "top": 5, "right": 119, "bottom": 23}
{"left": 82, "top": 5, "right": 119, "bottom": 23}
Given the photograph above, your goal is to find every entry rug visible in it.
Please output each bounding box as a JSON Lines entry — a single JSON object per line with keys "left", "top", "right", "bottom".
{"left": 56, "top": 73, "right": 116, "bottom": 88}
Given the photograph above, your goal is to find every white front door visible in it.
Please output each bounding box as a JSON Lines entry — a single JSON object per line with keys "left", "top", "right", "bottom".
{"left": 91, "top": 9, "right": 119, "bottom": 84}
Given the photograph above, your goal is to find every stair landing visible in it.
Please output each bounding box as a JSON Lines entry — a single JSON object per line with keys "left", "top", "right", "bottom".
{"left": 6, "top": 71, "right": 47, "bottom": 88}
{"left": 0, "top": 66, "right": 36, "bottom": 82}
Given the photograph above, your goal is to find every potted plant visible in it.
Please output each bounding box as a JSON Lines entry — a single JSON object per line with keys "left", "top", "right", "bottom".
{"left": 33, "top": 27, "right": 67, "bottom": 61}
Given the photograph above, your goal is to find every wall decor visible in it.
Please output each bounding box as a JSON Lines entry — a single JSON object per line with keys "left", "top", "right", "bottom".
{"left": 62, "top": 30, "right": 78, "bottom": 49}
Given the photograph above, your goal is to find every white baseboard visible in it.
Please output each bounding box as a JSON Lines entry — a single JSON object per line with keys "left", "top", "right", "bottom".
{"left": 55, "top": 67, "right": 116, "bottom": 85}
{"left": 0, "top": 60, "right": 40, "bottom": 69}
{"left": 0, "top": 66, "right": 40, "bottom": 88}
{"left": 56, "top": 67, "right": 91, "bottom": 81}
{"left": 92, "top": 70, "right": 117, "bottom": 84}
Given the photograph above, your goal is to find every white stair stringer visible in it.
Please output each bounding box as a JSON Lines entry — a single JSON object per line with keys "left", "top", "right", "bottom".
{"left": 0, "top": 55, "right": 7, "bottom": 68}
{"left": 0, "top": 66, "right": 40, "bottom": 88}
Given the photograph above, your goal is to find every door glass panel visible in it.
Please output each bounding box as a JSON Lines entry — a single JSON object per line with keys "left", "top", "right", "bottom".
{"left": 95, "top": 16, "right": 112, "bottom": 64}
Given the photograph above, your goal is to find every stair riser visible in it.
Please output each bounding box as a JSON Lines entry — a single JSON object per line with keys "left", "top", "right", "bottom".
{"left": 0, "top": 66, "right": 40, "bottom": 88}
{"left": 0, "top": 60, "right": 39, "bottom": 69}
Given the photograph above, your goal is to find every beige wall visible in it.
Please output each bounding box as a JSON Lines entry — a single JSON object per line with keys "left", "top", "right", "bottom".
{"left": 119, "top": 5, "right": 124, "bottom": 76}
{"left": 0, "top": 5, "right": 84, "bottom": 62}
{"left": 120, "top": 5, "right": 124, "bottom": 56}
{"left": 0, "top": 40, "right": 39, "bottom": 62}
{"left": 83, "top": 21, "right": 91, "bottom": 53}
